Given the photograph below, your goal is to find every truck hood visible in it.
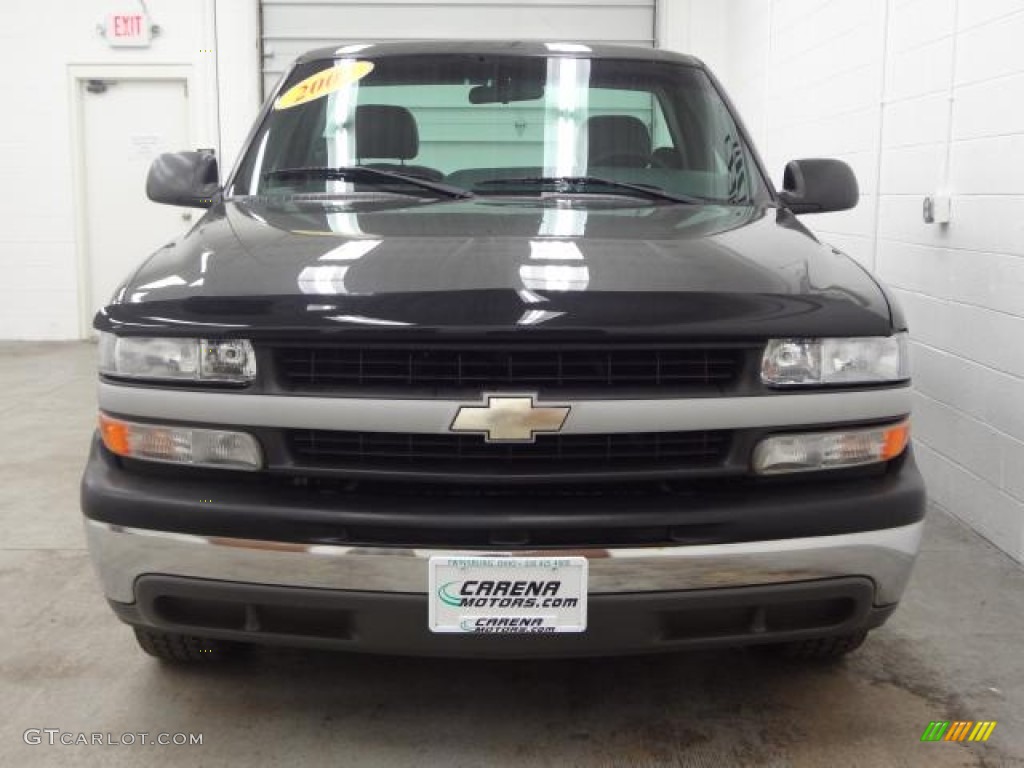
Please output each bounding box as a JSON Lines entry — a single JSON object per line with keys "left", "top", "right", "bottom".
{"left": 98, "top": 196, "right": 894, "bottom": 339}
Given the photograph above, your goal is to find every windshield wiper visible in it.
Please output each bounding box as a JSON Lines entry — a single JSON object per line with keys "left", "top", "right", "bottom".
{"left": 474, "top": 176, "right": 708, "bottom": 205}
{"left": 264, "top": 166, "right": 474, "bottom": 199}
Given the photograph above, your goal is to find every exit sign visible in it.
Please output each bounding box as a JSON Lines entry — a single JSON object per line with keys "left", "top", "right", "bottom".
{"left": 105, "top": 12, "right": 152, "bottom": 47}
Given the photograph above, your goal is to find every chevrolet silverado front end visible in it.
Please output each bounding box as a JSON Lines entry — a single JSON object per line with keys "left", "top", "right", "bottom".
{"left": 82, "top": 42, "right": 925, "bottom": 661}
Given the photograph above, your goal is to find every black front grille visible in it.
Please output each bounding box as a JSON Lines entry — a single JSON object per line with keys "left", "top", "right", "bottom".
{"left": 273, "top": 345, "right": 745, "bottom": 394}
{"left": 288, "top": 429, "right": 731, "bottom": 475}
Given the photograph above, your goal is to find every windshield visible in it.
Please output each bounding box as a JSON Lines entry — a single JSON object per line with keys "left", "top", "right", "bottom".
{"left": 230, "top": 53, "right": 768, "bottom": 205}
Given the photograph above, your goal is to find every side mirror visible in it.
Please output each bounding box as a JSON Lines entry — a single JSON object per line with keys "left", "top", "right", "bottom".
{"left": 778, "top": 158, "right": 858, "bottom": 214}
{"left": 146, "top": 151, "right": 219, "bottom": 209}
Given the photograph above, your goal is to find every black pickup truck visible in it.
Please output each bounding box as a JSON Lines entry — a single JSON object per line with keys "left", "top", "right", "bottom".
{"left": 82, "top": 41, "right": 924, "bottom": 661}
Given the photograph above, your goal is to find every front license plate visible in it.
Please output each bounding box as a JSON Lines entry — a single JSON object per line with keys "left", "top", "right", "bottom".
{"left": 428, "top": 556, "right": 588, "bottom": 634}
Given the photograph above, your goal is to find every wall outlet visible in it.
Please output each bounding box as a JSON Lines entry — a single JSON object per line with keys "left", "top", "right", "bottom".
{"left": 923, "top": 193, "right": 952, "bottom": 225}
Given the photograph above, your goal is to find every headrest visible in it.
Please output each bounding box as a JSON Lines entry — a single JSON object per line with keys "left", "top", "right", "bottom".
{"left": 356, "top": 105, "right": 419, "bottom": 160}
{"left": 587, "top": 115, "right": 652, "bottom": 166}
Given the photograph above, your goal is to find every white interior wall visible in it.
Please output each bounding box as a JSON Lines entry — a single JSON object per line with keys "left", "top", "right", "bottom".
{"left": 657, "top": 0, "right": 731, "bottom": 81}
{"left": 216, "top": 0, "right": 262, "bottom": 176}
{"left": 665, "top": 0, "right": 1024, "bottom": 562}
{"left": 0, "top": 0, "right": 259, "bottom": 340}
{"left": 877, "top": 0, "right": 1024, "bottom": 563}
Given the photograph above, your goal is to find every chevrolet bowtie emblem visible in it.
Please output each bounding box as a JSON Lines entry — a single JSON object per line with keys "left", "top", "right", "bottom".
{"left": 450, "top": 395, "right": 571, "bottom": 443}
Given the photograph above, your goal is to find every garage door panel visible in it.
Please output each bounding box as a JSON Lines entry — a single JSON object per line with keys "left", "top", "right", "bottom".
{"left": 261, "top": 0, "right": 655, "bottom": 95}
{"left": 264, "top": 0, "right": 652, "bottom": 11}
{"left": 263, "top": 6, "right": 652, "bottom": 38}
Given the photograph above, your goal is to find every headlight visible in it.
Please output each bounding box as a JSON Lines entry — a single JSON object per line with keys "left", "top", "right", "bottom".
{"left": 761, "top": 334, "right": 909, "bottom": 386}
{"left": 753, "top": 420, "right": 910, "bottom": 475}
{"left": 99, "top": 413, "right": 262, "bottom": 471}
{"left": 98, "top": 333, "right": 256, "bottom": 383}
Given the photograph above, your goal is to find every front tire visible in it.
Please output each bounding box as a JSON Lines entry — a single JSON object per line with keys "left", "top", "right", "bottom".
{"left": 773, "top": 630, "right": 868, "bottom": 661}
{"left": 133, "top": 628, "right": 234, "bottom": 662}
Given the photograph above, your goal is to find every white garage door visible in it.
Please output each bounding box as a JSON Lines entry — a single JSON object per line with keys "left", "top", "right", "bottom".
{"left": 260, "top": 0, "right": 656, "bottom": 95}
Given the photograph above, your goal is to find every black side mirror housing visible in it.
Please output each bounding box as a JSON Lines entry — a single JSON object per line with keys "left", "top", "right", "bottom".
{"left": 146, "top": 151, "right": 219, "bottom": 209}
{"left": 778, "top": 158, "right": 859, "bottom": 214}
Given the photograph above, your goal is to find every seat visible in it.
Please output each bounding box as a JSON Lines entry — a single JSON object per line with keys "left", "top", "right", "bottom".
{"left": 651, "top": 146, "right": 683, "bottom": 169}
{"left": 355, "top": 105, "right": 443, "bottom": 181}
{"left": 586, "top": 115, "right": 652, "bottom": 168}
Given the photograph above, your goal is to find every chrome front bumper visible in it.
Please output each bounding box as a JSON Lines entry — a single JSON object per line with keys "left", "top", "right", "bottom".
{"left": 85, "top": 519, "right": 923, "bottom": 606}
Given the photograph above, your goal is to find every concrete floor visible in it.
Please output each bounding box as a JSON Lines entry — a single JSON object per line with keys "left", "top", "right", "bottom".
{"left": 2, "top": 341, "right": 1023, "bottom": 768}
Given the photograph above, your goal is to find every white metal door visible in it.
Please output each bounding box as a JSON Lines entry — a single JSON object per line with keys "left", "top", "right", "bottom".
{"left": 79, "top": 78, "right": 190, "bottom": 324}
{"left": 260, "top": 0, "right": 657, "bottom": 95}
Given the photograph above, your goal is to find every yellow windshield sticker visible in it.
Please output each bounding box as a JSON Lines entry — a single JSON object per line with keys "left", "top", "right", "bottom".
{"left": 275, "top": 61, "right": 374, "bottom": 110}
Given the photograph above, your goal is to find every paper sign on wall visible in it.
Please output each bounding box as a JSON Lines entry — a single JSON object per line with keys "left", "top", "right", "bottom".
{"left": 129, "top": 135, "right": 162, "bottom": 161}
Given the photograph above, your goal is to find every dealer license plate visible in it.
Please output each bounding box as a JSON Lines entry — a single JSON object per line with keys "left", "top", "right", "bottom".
{"left": 428, "top": 556, "right": 588, "bottom": 634}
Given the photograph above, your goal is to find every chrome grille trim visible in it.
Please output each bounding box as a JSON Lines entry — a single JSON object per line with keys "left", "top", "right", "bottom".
{"left": 98, "top": 382, "right": 913, "bottom": 434}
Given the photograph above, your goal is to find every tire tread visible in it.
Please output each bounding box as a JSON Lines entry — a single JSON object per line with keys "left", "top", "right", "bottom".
{"left": 133, "top": 628, "right": 230, "bottom": 662}
{"left": 777, "top": 630, "right": 868, "bottom": 660}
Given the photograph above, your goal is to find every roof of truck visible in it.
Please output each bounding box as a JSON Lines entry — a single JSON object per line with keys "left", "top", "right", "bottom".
{"left": 295, "top": 40, "right": 702, "bottom": 68}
